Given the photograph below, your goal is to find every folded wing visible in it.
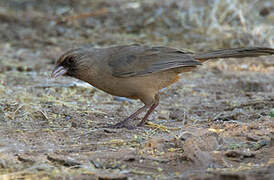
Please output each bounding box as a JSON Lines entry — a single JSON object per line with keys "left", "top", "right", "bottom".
{"left": 108, "top": 45, "right": 201, "bottom": 78}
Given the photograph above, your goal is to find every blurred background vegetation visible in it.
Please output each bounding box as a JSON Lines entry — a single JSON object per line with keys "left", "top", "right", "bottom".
{"left": 0, "top": 0, "right": 273, "bottom": 50}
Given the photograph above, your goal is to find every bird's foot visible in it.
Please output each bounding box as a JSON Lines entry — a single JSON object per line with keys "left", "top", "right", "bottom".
{"left": 104, "top": 121, "right": 135, "bottom": 130}
{"left": 137, "top": 121, "right": 146, "bottom": 127}
{"left": 137, "top": 118, "right": 148, "bottom": 127}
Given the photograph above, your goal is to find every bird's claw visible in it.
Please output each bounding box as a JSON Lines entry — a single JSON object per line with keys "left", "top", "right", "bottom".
{"left": 104, "top": 122, "right": 135, "bottom": 130}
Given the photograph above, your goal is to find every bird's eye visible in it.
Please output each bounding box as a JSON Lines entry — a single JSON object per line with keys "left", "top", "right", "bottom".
{"left": 66, "top": 56, "right": 74, "bottom": 64}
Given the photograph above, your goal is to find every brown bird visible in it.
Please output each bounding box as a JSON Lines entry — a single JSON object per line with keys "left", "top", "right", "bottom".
{"left": 51, "top": 44, "right": 274, "bottom": 129}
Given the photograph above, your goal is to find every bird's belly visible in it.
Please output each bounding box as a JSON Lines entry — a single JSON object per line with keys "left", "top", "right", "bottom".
{"left": 87, "top": 71, "right": 179, "bottom": 99}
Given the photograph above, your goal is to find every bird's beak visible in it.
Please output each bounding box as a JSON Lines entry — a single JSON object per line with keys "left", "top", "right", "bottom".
{"left": 51, "top": 66, "right": 68, "bottom": 78}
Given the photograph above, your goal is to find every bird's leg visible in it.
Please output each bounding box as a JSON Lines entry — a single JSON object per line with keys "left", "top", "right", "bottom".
{"left": 106, "top": 104, "right": 149, "bottom": 129}
{"left": 138, "top": 94, "right": 160, "bottom": 127}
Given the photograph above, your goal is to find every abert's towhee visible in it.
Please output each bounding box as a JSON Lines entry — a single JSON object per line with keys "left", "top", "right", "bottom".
{"left": 51, "top": 44, "right": 274, "bottom": 129}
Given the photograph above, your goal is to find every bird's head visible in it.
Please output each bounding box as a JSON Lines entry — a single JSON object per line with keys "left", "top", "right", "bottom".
{"left": 51, "top": 48, "right": 88, "bottom": 78}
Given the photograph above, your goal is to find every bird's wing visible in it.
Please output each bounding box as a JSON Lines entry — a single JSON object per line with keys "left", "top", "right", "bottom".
{"left": 107, "top": 45, "right": 201, "bottom": 78}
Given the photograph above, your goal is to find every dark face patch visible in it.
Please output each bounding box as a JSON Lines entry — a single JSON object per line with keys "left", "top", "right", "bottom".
{"left": 60, "top": 56, "right": 77, "bottom": 76}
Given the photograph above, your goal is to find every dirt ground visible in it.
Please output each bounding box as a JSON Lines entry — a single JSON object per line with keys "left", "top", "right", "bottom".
{"left": 0, "top": 0, "right": 274, "bottom": 179}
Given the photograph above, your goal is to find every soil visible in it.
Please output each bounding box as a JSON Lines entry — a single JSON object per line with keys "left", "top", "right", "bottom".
{"left": 0, "top": 0, "right": 273, "bottom": 179}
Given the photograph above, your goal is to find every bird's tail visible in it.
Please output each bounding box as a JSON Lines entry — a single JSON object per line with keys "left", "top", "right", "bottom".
{"left": 194, "top": 47, "right": 274, "bottom": 62}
